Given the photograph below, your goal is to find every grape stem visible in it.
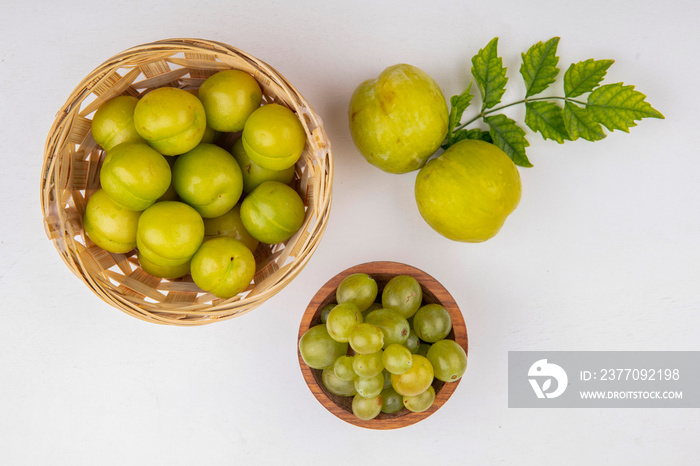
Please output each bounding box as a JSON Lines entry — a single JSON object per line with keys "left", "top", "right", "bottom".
{"left": 452, "top": 96, "right": 587, "bottom": 133}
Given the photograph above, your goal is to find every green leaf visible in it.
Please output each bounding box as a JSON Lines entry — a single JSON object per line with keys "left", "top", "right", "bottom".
{"left": 520, "top": 37, "right": 560, "bottom": 97}
{"left": 447, "top": 128, "right": 493, "bottom": 147}
{"left": 471, "top": 37, "right": 508, "bottom": 110}
{"left": 484, "top": 114, "right": 532, "bottom": 167}
{"left": 525, "top": 101, "right": 570, "bottom": 143}
{"left": 563, "top": 102, "right": 606, "bottom": 141}
{"left": 447, "top": 81, "right": 474, "bottom": 142}
{"left": 587, "top": 82, "right": 665, "bottom": 132}
{"left": 564, "top": 59, "right": 614, "bottom": 97}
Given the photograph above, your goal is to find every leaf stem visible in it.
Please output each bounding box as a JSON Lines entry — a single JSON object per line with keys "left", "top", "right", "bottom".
{"left": 453, "top": 96, "right": 588, "bottom": 132}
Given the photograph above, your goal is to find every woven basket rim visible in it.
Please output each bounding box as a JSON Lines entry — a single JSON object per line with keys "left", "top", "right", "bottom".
{"left": 41, "top": 38, "right": 333, "bottom": 326}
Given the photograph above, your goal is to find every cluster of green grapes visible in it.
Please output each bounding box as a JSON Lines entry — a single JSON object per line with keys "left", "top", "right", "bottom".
{"left": 299, "top": 273, "right": 467, "bottom": 421}
{"left": 83, "top": 69, "right": 308, "bottom": 299}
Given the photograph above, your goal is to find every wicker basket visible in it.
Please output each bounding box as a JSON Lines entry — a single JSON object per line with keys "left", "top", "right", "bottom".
{"left": 40, "top": 38, "right": 333, "bottom": 326}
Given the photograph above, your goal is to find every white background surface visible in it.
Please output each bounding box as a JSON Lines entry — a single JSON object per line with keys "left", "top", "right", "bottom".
{"left": 1, "top": 1, "right": 698, "bottom": 464}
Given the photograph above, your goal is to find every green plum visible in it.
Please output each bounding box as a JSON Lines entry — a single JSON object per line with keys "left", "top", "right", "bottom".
{"left": 241, "top": 103, "right": 306, "bottom": 171}
{"left": 348, "top": 63, "right": 448, "bottom": 174}
{"left": 299, "top": 324, "right": 348, "bottom": 370}
{"left": 157, "top": 155, "right": 180, "bottom": 202}
{"left": 99, "top": 142, "right": 172, "bottom": 211}
{"left": 136, "top": 201, "right": 204, "bottom": 267}
{"left": 240, "top": 181, "right": 305, "bottom": 244}
{"left": 336, "top": 273, "right": 378, "bottom": 312}
{"left": 138, "top": 252, "right": 190, "bottom": 279}
{"left": 190, "top": 237, "right": 256, "bottom": 299}
{"left": 415, "top": 139, "right": 522, "bottom": 242}
{"left": 426, "top": 339, "right": 468, "bottom": 383}
{"left": 390, "top": 354, "right": 434, "bottom": 397}
{"left": 134, "top": 87, "right": 206, "bottom": 155}
{"left": 91, "top": 95, "right": 146, "bottom": 152}
{"left": 202, "top": 204, "right": 259, "bottom": 253}
{"left": 231, "top": 138, "right": 295, "bottom": 194}
{"left": 198, "top": 69, "right": 262, "bottom": 132}
{"left": 83, "top": 188, "right": 141, "bottom": 253}
{"left": 172, "top": 143, "right": 244, "bottom": 218}
{"left": 185, "top": 89, "right": 220, "bottom": 144}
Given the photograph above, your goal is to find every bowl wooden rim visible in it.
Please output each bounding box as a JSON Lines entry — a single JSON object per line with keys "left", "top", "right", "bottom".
{"left": 297, "top": 261, "right": 468, "bottom": 430}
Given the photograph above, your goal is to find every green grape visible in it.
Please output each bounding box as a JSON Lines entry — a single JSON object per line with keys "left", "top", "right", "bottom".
{"left": 382, "top": 370, "right": 392, "bottom": 389}
{"left": 326, "top": 303, "right": 362, "bottom": 343}
{"left": 413, "top": 304, "right": 452, "bottom": 342}
{"left": 319, "top": 303, "right": 335, "bottom": 324}
{"left": 361, "top": 302, "right": 383, "bottom": 320}
{"left": 352, "top": 351, "right": 384, "bottom": 378}
{"left": 352, "top": 394, "right": 383, "bottom": 421}
{"left": 322, "top": 367, "right": 357, "bottom": 397}
{"left": 382, "top": 343, "right": 413, "bottom": 375}
{"left": 333, "top": 355, "right": 357, "bottom": 382}
{"left": 348, "top": 323, "right": 384, "bottom": 354}
{"left": 298, "top": 324, "right": 348, "bottom": 370}
{"left": 336, "top": 273, "right": 378, "bottom": 312}
{"left": 380, "top": 387, "right": 404, "bottom": 414}
{"left": 364, "top": 308, "right": 410, "bottom": 347}
{"left": 354, "top": 373, "right": 384, "bottom": 398}
{"left": 405, "top": 330, "right": 421, "bottom": 354}
{"left": 417, "top": 343, "right": 431, "bottom": 357}
{"left": 403, "top": 386, "right": 436, "bottom": 413}
{"left": 426, "top": 339, "right": 468, "bottom": 382}
{"left": 381, "top": 275, "right": 423, "bottom": 319}
{"left": 391, "top": 354, "right": 434, "bottom": 396}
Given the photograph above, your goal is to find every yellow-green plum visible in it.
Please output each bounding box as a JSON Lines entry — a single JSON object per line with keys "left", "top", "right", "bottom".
{"left": 172, "top": 143, "right": 244, "bottom": 218}
{"left": 190, "top": 237, "right": 256, "bottom": 299}
{"left": 348, "top": 64, "right": 449, "bottom": 174}
{"left": 241, "top": 103, "right": 306, "bottom": 171}
{"left": 138, "top": 252, "right": 190, "bottom": 279}
{"left": 231, "top": 138, "right": 295, "bottom": 194}
{"left": 134, "top": 87, "right": 206, "bottom": 155}
{"left": 136, "top": 201, "right": 204, "bottom": 267}
{"left": 414, "top": 139, "right": 522, "bottom": 242}
{"left": 91, "top": 95, "right": 146, "bottom": 152}
{"left": 202, "top": 204, "right": 259, "bottom": 253}
{"left": 239, "top": 181, "right": 305, "bottom": 244}
{"left": 83, "top": 189, "right": 141, "bottom": 253}
{"left": 156, "top": 155, "right": 179, "bottom": 202}
{"left": 99, "top": 142, "right": 172, "bottom": 211}
{"left": 198, "top": 69, "right": 263, "bottom": 132}
{"left": 185, "top": 89, "right": 220, "bottom": 144}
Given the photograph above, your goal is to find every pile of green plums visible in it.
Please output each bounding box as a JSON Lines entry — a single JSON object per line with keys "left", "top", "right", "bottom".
{"left": 84, "top": 69, "right": 308, "bottom": 299}
{"left": 299, "top": 273, "right": 467, "bottom": 421}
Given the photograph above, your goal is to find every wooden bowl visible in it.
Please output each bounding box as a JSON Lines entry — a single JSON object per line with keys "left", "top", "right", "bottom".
{"left": 40, "top": 38, "right": 332, "bottom": 326}
{"left": 297, "top": 261, "right": 468, "bottom": 429}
